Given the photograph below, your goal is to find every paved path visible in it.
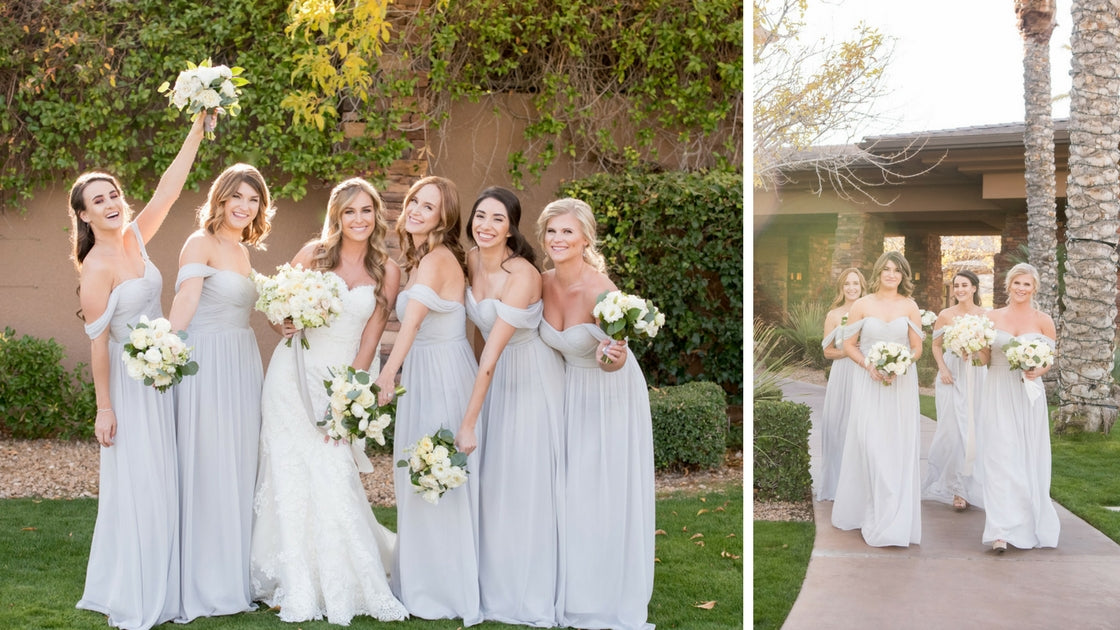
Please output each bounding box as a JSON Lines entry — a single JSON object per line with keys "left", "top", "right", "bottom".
{"left": 777, "top": 380, "right": 1120, "bottom": 630}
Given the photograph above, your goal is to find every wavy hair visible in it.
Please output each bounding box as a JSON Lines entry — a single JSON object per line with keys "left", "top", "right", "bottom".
{"left": 198, "top": 163, "right": 274, "bottom": 249}
{"left": 68, "top": 172, "right": 130, "bottom": 271}
{"left": 466, "top": 186, "right": 537, "bottom": 270}
{"left": 396, "top": 176, "right": 466, "bottom": 275}
{"left": 868, "top": 250, "right": 914, "bottom": 296}
{"left": 953, "top": 270, "right": 982, "bottom": 306}
{"left": 535, "top": 197, "right": 607, "bottom": 273}
{"left": 829, "top": 267, "right": 868, "bottom": 309}
{"left": 310, "top": 178, "right": 392, "bottom": 315}
{"left": 1004, "top": 262, "right": 1040, "bottom": 308}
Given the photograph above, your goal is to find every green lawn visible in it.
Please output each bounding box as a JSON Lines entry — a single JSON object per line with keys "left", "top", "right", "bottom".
{"left": 1051, "top": 427, "right": 1120, "bottom": 544}
{"left": 0, "top": 486, "right": 743, "bottom": 630}
{"left": 752, "top": 521, "right": 813, "bottom": 630}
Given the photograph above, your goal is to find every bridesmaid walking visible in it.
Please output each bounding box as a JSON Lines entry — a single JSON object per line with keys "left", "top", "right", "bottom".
{"left": 168, "top": 163, "right": 273, "bottom": 621}
{"left": 71, "top": 113, "right": 211, "bottom": 630}
{"left": 976, "top": 263, "right": 1060, "bottom": 552}
{"left": 537, "top": 198, "right": 655, "bottom": 630}
{"left": 816, "top": 267, "right": 866, "bottom": 501}
{"left": 923, "top": 270, "right": 987, "bottom": 511}
{"left": 374, "top": 176, "right": 482, "bottom": 626}
{"left": 463, "top": 187, "right": 565, "bottom": 627}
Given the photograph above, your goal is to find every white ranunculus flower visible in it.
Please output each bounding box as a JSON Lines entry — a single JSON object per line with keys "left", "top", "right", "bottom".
{"left": 198, "top": 89, "right": 222, "bottom": 109}
{"left": 143, "top": 347, "right": 163, "bottom": 364}
{"left": 422, "top": 489, "right": 440, "bottom": 505}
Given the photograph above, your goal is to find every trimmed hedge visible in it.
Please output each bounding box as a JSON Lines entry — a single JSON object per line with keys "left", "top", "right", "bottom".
{"left": 649, "top": 381, "right": 728, "bottom": 471}
{"left": 753, "top": 400, "right": 811, "bottom": 502}
{"left": 559, "top": 170, "right": 743, "bottom": 401}
{"left": 0, "top": 328, "right": 95, "bottom": 440}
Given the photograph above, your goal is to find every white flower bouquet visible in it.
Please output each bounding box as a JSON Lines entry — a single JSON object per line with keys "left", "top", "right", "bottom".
{"left": 592, "top": 290, "right": 666, "bottom": 364}
{"left": 121, "top": 316, "right": 198, "bottom": 392}
{"left": 942, "top": 314, "right": 996, "bottom": 366}
{"left": 864, "top": 341, "right": 913, "bottom": 386}
{"left": 157, "top": 58, "right": 248, "bottom": 138}
{"left": 1004, "top": 338, "right": 1055, "bottom": 371}
{"left": 396, "top": 428, "right": 469, "bottom": 505}
{"left": 920, "top": 309, "right": 937, "bottom": 329}
{"left": 252, "top": 264, "right": 346, "bottom": 348}
{"left": 319, "top": 366, "right": 405, "bottom": 446}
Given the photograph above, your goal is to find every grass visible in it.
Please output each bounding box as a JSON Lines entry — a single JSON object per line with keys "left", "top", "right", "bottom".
{"left": 1050, "top": 427, "right": 1120, "bottom": 544}
{"left": 919, "top": 393, "right": 937, "bottom": 420}
{"left": 752, "top": 521, "right": 813, "bottom": 630}
{"left": 0, "top": 486, "right": 743, "bottom": 630}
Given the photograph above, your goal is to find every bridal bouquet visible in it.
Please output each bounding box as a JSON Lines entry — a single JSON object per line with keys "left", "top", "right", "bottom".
{"left": 864, "top": 341, "right": 913, "bottom": 386}
{"left": 319, "top": 366, "right": 405, "bottom": 446}
{"left": 919, "top": 309, "right": 937, "bottom": 329}
{"left": 157, "top": 58, "right": 248, "bottom": 139}
{"left": 1004, "top": 338, "right": 1055, "bottom": 371}
{"left": 397, "top": 428, "right": 469, "bottom": 505}
{"left": 121, "top": 316, "right": 198, "bottom": 392}
{"left": 252, "top": 264, "right": 346, "bottom": 348}
{"left": 942, "top": 314, "right": 996, "bottom": 366}
{"left": 592, "top": 290, "right": 666, "bottom": 364}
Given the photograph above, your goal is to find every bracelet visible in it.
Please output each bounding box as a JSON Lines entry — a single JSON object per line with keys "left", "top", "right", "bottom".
{"left": 97, "top": 408, "right": 113, "bottom": 413}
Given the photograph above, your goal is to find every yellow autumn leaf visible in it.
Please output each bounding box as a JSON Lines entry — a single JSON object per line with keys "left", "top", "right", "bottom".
{"left": 654, "top": 529, "right": 667, "bottom": 536}
{"left": 654, "top": 557, "right": 661, "bottom": 563}
{"left": 695, "top": 540, "right": 706, "bottom": 547}
{"left": 697, "top": 508, "right": 709, "bottom": 515}
{"left": 690, "top": 533, "right": 704, "bottom": 540}
{"left": 694, "top": 601, "right": 717, "bottom": 610}
{"left": 700, "top": 497, "right": 707, "bottom": 502}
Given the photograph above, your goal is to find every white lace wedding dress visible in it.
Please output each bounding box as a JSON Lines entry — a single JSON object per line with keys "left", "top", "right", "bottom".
{"left": 250, "top": 282, "right": 408, "bottom": 625}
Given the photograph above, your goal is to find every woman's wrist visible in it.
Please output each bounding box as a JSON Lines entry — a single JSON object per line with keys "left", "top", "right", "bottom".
{"left": 97, "top": 408, "right": 113, "bottom": 413}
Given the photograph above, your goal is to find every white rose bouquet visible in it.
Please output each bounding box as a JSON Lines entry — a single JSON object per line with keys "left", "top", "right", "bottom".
{"left": 920, "top": 309, "right": 937, "bottom": 329}
{"left": 319, "top": 366, "right": 405, "bottom": 446}
{"left": 121, "top": 316, "right": 198, "bottom": 393}
{"left": 252, "top": 264, "right": 346, "bottom": 348}
{"left": 942, "top": 314, "right": 996, "bottom": 366}
{"left": 396, "top": 428, "right": 469, "bottom": 505}
{"left": 864, "top": 341, "right": 913, "bottom": 386}
{"left": 1003, "top": 338, "right": 1055, "bottom": 372}
{"left": 157, "top": 58, "right": 249, "bottom": 139}
{"left": 592, "top": 290, "right": 666, "bottom": 364}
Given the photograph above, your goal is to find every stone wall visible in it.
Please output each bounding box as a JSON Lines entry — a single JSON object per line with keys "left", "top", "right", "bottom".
{"left": 831, "top": 213, "right": 884, "bottom": 281}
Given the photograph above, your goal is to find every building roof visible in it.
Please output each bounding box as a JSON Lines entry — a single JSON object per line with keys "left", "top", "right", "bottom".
{"left": 860, "top": 119, "right": 1070, "bottom": 152}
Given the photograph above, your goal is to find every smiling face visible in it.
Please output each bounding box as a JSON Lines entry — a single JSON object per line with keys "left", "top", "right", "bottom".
{"left": 952, "top": 274, "right": 977, "bottom": 305}
{"left": 340, "top": 190, "right": 377, "bottom": 244}
{"left": 471, "top": 197, "right": 511, "bottom": 251}
{"left": 403, "top": 184, "right": 443, "bottom": 238}
{"left": 220, "top": 181, "right": 261, "bottom": 234}
{"left": 79, "top": 179, "right": 126, "bottom": 230}
{"left": 543, "top": 212, "right": 588, "bottom": 265}
{"left": 1008, "top": 272, "right": 1036, "bottom": 304}
{"left": 842, "top": 271, "right": 863, "bottom": 302}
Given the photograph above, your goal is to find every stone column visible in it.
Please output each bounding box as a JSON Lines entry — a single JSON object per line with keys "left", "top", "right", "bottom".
{"left": 994, "top": 209, "right": 1029, "bottom": 307}
{"left": 831, "top": 213, "right": 884, "bottom": 282}
{"left": 904, "top": 233, "right": 944, "bottom": 311}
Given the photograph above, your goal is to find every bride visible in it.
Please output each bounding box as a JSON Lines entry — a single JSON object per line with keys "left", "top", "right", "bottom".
{"left": 250, "top": 178, "right": 408, "bottom": 625}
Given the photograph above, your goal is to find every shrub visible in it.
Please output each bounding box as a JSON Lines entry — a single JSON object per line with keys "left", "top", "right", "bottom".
{"left": 559, "top": 170, "right": 743, "bottom": 401}
{"left": 777, "top": 301, "right": 828, "bottom": 369}
{"left": 0, "top": 328, "right": 95, "bottom": 439}
{"left": 649, "top": 381, "right": 728, "bottom": 471}
{"left": 753, "top": 319, "right": 804, "bottom": 403}
{"left": 753, "top": 400, "right": 811, "bottom": 502}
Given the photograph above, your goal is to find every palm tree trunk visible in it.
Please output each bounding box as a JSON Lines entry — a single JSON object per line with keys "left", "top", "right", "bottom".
{"left": 1018, "top": 0, "right": 1059, "bottom": 319}
{"left": 1056, "top": 0, "right": 1120, "bottom": 434}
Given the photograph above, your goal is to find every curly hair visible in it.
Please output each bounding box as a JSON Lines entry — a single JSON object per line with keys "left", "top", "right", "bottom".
{"left": 868, "top": 250, "right": 914, "bottom": 296}
{"left": 310, "top": 178, "right": 392, "bottom": 315}
{"left": 198, "top": 163, "right": 274, "bottom": 249}
{"left": 396, "top": 176, "right": 466, "bottom": 275}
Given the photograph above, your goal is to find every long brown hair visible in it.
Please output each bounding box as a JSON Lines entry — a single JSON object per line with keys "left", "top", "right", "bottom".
{"left": 199, "top": 163, "right": 274, "bottom": 248}
{"left": 868, "top": 250, "right": 914, "bottom": 296}
{"left": 466, "top": 186, "right": 537, "bottom": 270}
{"left": 829, "top": 267, "right": 868, "bottom": 309}
{"left": 68, "top": 172, "right": 130, "bottom": 271}
{"left": 396, "top": 176, "right": 466, "bottom": 275}
{"left": 310, "top": 178, "right": 391, "bottom": 315}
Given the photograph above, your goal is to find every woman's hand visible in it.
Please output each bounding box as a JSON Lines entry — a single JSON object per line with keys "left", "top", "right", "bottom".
{"left": 1024, "top": 367, "right": 1042, "bottom": 381}
{"left": 375, "top": 373, "right": 397, "bottom": 407}
{"left": 279, "top": 318, "right": 297, "bottom": 339}
{"left": 95, "top": 409, "right": 116, "bottom": 447}
{"left": 597, "top": 339, "right": 627, "bottom": 370}
{"left": 455, "top": 425, "right": 477, "bottom": 456}
{"left": 938, "top": 368, "right": 954, "bottom": 385}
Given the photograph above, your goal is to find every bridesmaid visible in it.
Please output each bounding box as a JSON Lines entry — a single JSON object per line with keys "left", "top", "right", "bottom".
{"left": 976, "top": 263, "right": 1060, "bottom": 552}
{"left": 816, "top": 267, "right": 866, "bottom": 501}
{"left": 71, "top": 113, "right": 211, "bottom": 629}
{"left": 463, "top": 187, "right": 565, "bottom": 627}
{"left": 923, "top": 270, "right": 987, "bottom": 512}
{"left": 374, "top": 176, "right": 482, "bottom": 626}
{"left": 537, "top": 198, "right": 655, "bottom": 630}
{"left": 168, "top": 163, "right": 273, "bottom": 621}
{"left": 831, "top": 250, "right": 924, "bottom": 547}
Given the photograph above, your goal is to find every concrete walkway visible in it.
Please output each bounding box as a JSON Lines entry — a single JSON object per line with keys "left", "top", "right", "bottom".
{"left": 778, "top": 380, "right": 1120, "bottom": 630}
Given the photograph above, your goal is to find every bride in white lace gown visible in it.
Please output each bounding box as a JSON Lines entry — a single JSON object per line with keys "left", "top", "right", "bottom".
{"left": 250, "top": 178, "right": 407, "bottom": 625}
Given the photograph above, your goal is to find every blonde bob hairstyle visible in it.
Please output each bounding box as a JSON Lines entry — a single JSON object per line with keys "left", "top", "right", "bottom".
{"left": 868, "top": 250, "right": 914, "bottom": 296}
{"left": 395, "top": 176, "right": 466, "bottom": 275}
{"left": 535, "top": 197, "right": 607, "bottom": 273}
{"left": 1003, "top": 262, "right": 1041, "bottom": 308}
{"left": 829, "top": 267, "right": 868, "bottom": 309}
{"left": 198, "top": 163, "right": 274, "bottom": 248}
{"left": 309, "top": 177, "right": 392, "bottom": 315}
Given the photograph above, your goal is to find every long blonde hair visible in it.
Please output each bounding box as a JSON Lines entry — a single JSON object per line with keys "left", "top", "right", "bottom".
{"left": 829, "top": 267, "right": 867, "bottom": 309}
{"left": 536, "top": 198, "right": 607, "bottom": 273}
{"left": 395, "top": 176, "right": 466, "bottom": 275}
{"left": 198, "top": 163, "right": 274, "bottom": 248}
{"left": 310, "top": 178, "right": 391, "bottom": 315}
